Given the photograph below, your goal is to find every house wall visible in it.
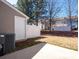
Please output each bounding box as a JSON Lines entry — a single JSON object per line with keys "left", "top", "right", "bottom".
{"left": 52, "top": 19, "right": 71, "bottom": 31}
{"left": 54, "top": 26, "right": 71, "bottom": 31}
{"left": 0, "top": 0, "right": 41, "bottom": 40}
{"left": 0, "top": 1, "right": 26, "bottom": 33}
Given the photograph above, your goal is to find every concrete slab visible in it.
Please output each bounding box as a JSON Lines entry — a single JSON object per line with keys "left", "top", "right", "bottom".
{"left": 0, "top": 43, "right": 78, "bottom": 59}
{"left": 32, "top": 43, "right": 78, "bottom": 59}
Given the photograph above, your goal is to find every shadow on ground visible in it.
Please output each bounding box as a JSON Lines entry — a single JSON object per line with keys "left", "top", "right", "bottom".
{"left": 15, "top": 37, "right": 46, "bottom": 51}
{"left": 0, "top": 43, "right": 46, "bottom": 59}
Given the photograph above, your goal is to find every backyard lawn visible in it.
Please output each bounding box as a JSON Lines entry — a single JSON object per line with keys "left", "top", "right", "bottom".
{"left": 16, "top": 35, "right": 78, "bottom": 51}
{"left": 36, "top": 35, "right": 78, "bottom": 51}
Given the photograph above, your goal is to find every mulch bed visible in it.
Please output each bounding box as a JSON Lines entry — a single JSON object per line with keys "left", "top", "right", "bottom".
{"left": 15, "top": 37, "right": 46, "bottom": 51}
{"left": 41, "top": 30, "right": 78, "bottom": 37}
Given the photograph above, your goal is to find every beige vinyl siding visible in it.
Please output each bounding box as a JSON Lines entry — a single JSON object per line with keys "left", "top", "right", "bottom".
{"left": 0, "top": 1, "right": 26, "bottom": 33}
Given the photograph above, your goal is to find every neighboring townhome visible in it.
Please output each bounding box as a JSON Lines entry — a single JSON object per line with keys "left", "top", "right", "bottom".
{"left": 42, "top": 16, "right": 78, "bottom": 31}
{"left": 64, "top": 16, "right": 78, "bottom": 31}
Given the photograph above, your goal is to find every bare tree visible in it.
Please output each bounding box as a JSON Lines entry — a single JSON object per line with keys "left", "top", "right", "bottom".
{"left": 67, "top": 0, "right": 72, "bottom": 31}
{"left": 47, "top": 0, "right": 62, "bottom": 31}
{"left": 67, "top": 0, "right": 78, "bottom": 31}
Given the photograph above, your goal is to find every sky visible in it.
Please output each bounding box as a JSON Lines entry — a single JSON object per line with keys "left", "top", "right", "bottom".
{"left": 46, "top": 0, "right": 68, "bottom": 18}
{"left": 6, "top": 0, "right": 77, "bottom": 18}
{"left": 7, "top": 0, "right": 17, "bottom": 4}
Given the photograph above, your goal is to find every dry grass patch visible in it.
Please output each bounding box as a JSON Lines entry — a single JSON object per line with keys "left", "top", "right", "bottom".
{"left": 36, "top": 35, "right": 78, "bottom": 51}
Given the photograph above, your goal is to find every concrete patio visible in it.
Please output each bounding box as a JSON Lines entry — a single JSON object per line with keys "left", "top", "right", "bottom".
{"left": 32, "top": 43, "right": 78, "bottom": 59}
{"left": 0, "top": 43, "right": 78, "bottom": 59}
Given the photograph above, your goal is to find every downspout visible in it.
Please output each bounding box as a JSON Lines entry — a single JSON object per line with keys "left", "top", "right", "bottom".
{"left": 25, "top": 18, "right": 27, "bottom": 39}
{"left": 25, "top": 16, "right": 29, "bottom": 39}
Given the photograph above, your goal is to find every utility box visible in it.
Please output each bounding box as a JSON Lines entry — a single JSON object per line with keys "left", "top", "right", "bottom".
{"left": 4, "top": 33, "right": 15, "bottom": 54}
{"left": 0, "top": 34, "right": 5, "bottom": 55}
{"left": 0, "top": 33, "right": 15, "bottom": 54}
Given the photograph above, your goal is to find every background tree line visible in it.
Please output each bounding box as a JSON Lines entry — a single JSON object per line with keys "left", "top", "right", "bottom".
{"left": 17, "top": 0, "right": 47, "bottom": 25}
{"left": 17, "top": 0, "right": 78, "bottom": 31}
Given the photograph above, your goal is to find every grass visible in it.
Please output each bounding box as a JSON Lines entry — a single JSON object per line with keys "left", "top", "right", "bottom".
{"left": 15, "top": 35, "right": 78, "bottom": 51}
{"left": 36, "top": 35, "right": 78, "bottom": 51}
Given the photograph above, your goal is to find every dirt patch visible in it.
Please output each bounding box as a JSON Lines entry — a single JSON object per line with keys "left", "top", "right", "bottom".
{"left": 15, "top": 37, "right": 46, "bottom": 51}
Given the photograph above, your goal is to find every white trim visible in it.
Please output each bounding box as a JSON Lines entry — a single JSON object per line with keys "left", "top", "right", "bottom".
{"left": 25, "top": 19, "right": 27, "bottom": 39}
{"left": 0, "top": 0, "right": 29, "bottom": 19}
{"left": 14, "top": 16, "right": 26, "bottom": 40}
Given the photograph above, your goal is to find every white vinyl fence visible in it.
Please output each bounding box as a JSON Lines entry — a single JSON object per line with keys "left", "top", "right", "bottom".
{"left": 26, "top": 24, "right": 41, "bottom": 39}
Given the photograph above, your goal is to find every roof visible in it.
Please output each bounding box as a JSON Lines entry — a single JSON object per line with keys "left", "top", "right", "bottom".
{"left": 64, "top": 16, "right": 78, "bottom": 20}
{"left": 0, "top": 0, "right": 29, "bottom": 19}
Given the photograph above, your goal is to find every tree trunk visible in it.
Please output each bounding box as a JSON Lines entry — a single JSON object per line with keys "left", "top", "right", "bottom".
{"left": 49, "top": 18, "right": 52, "bottom": 31}
{"left": 68, "top": 0, "right": 72, "bottom": 31}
